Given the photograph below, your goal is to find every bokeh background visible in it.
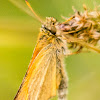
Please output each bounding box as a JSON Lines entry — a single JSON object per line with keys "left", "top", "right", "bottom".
{"left": 0, "top": 0, "right": 100, "bottom": 100}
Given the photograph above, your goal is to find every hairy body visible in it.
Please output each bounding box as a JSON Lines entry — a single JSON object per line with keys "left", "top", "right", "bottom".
{"left": 14, "top": 17, "right": 70, "bottom": 100}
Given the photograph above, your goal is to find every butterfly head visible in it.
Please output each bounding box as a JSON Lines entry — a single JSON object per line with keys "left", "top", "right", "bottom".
{"left": 41, "top": 17, "right": 58, "bottom": 36}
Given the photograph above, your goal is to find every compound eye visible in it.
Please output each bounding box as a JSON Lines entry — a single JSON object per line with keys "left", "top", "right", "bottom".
{"left": 51, "top": 26, "right": 56, "bottom": 35}
{"left": 41, "top": 25, "right": 56, "bottom": 35}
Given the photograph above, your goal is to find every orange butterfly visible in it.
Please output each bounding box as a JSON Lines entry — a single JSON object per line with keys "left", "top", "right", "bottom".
{"left": 9, "top": 0, "right": 100, "bottom": 100}
{"left": 13, "top": 0, "right": 70, "bottom": 100}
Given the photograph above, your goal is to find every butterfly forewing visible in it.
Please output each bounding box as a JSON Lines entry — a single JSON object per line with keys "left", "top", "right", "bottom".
{"left": 14, "top": 44, "right": 57, "bottom": 100}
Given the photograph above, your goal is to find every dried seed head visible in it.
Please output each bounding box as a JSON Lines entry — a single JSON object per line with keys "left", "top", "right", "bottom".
{"left": 61, "top": 5, "right": 100, "bottom": 53}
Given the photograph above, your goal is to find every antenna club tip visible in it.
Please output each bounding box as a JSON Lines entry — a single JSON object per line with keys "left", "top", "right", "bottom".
{"left": 25, "top": 0, "right": 28, "bottom": 2}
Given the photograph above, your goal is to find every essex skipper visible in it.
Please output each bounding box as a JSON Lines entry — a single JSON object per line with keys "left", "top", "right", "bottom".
{"left": 9, "top": 0, "right": 100, "bottom": 100}
{"left": 13, "top": 0, "right": 70, "bottom": 100}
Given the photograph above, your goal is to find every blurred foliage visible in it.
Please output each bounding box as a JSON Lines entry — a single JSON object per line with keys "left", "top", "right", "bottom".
{"left": 0, "top": 0, "right": 100, "bottom": 100}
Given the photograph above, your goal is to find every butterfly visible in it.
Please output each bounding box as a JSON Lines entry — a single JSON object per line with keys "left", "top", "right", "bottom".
{"left": 9, "top": 0, "right": 100, "bottom": 100}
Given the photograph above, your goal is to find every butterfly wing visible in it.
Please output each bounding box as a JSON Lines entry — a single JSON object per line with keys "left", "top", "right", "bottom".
{"left": 14, "top": 44, "right": 57, "bottom": 100}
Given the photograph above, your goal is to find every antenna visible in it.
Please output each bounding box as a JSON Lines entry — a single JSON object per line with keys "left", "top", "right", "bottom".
{"left": 25, "top": 0, "right": 44, "bottom": 23}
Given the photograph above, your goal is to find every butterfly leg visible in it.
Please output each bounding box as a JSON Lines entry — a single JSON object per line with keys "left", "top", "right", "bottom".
{"left": 62, "top": 16, "right": 75, "bottom": 24}
{"left": 58, "top": 67, "right": 68, "bottom": 100}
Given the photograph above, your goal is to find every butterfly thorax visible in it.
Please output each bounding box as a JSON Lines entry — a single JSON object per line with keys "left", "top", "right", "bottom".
{"left": 36, "top": 17, "right": 70, "bottom": 57}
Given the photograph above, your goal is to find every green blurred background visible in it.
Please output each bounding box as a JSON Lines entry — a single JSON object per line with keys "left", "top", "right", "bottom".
{"left": 0, "top": 0, "right": 100, "bottom": 100}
